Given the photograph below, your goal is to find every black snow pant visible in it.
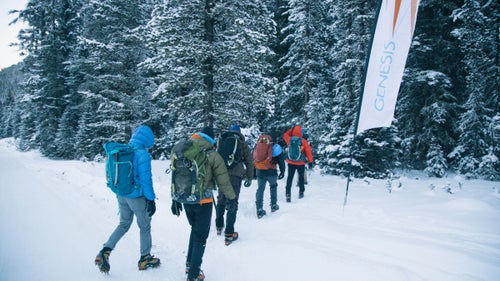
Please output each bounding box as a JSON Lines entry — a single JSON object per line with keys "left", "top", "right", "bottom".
{"left": 184, "top": 202, "right": 213, "bottom": 280}
{"left": 215, "top": 175, "right": 241, "bottom": 235}
{"left": 285, "top": 163, "right": 306, "bottom": 197}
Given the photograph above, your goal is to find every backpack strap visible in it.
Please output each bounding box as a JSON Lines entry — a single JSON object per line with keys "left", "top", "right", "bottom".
{"left": 229, "top": 138, "right": 238, "bottom": 165}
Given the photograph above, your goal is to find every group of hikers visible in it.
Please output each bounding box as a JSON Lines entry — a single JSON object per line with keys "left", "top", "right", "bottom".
{"left": 94, "top": 124, "right": 314, "bottom": 281}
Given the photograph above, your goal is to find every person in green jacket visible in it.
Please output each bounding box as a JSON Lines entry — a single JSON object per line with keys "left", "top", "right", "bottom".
{"left": 171, "top": 126, "right": 236, "bottom": 281}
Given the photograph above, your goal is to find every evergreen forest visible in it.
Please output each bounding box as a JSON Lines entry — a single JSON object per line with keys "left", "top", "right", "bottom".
{"left": 0, "top": 0, "right": 498, "bottom": 180}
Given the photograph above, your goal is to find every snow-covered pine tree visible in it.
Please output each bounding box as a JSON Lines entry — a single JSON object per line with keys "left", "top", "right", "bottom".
{"left": 16, "top": 0, "right": 81, "bottom": 157}
{"left": 278, "top": 0, "right": 333, "bottom": 127}
{"left": 53, "top": 0, "right": 84, "bottom": 159}
{"left": 355, "top": 126, "right": 401, "bottom": 179}
{"left": 398, "top": 69, "right": 457, "bottom": 171}
{"left": 396, "top": 0, "right": 463, "bottom": 171}
{"left": 143, "top": 0, "right": 275, "bottom": 142}
{"left": 74, "top": 0, "right": 155, "bottom": 157}
{"left": 54, "top": 108, "right": 80, "bottom": 159}
{"left": 74, "top": 105, "right": 98, "bottom": 160}
{"left": 450, "top": 0, "right": 499, "bottom": 179}
{"left": 211, "top": 0, "right": 275, "bottom": 131}
{"left": 265, "top": 0, "right": 292, "bottom": 133}
{"left": 425, "top": 140, "right": 448, "bottom": 177}
{"left": 142, "top": 0, "right": 215, "bottom": 140}
{"left": 315, "top": 0, "right": 377, "bottom": 176}
{"left": 0, "top": 64, "right": 24, "bottom": 139}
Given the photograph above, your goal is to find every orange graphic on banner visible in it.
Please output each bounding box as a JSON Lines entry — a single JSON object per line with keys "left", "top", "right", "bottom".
{"left": 392, "top": 0, "right": 419, "bottom": 36}
{"left": 393, "top": 0, "right": 402, "bottom": 35}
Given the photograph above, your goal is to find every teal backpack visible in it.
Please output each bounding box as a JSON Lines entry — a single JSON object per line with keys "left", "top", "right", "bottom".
{"left": 103, "top": 142, "right": 138, "bottom": 195}
{"left": 287, "top": 136, "right": 305, "bottom": 161}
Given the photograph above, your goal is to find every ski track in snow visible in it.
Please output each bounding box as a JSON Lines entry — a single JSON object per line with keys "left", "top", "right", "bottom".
{"left": 0, "top": 138, "right": 499, "bottom": 281}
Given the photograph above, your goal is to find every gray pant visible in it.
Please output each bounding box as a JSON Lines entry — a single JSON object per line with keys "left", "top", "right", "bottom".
{"left": 104, "top": 196, "right": 152, "bottom": 256}
{"left": 256, "top": 173, "right": 278, "bottom": 210}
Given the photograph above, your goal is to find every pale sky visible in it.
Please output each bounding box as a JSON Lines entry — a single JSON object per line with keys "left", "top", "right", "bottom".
{"left": 0, "top": 0, "right": 27, "bottom": 70}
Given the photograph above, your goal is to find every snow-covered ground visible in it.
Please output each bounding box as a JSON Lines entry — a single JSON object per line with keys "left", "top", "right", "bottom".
{"left": 0, "top": 137, "right": 499, "bottom": 281}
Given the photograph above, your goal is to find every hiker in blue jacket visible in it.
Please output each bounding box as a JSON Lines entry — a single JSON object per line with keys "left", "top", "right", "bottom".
{"left": 95, "top": 125, "right": 160, "bottom": 273}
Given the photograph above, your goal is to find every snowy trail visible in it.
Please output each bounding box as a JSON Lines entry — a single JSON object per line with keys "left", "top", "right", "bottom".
{"left": 1, "top": 139, "right": 500, "bottom": 281}
{"left": 0, "top": 148, "right": 97, "bottom": 280}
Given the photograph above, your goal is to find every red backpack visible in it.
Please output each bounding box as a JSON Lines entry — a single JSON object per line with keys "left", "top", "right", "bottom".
{"left": 253, "top": 134, "right": 273, "bottom": 170}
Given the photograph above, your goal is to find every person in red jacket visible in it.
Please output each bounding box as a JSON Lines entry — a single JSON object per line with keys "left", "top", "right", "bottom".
{"left": 283, "top": 125, "right": 313, "bottom": 202}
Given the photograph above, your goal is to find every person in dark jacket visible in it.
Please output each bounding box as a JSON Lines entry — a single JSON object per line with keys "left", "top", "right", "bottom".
{"left": 254, "top": 132, "right": 286, "bottom": 218}
{"left": 171, "top": 126, "right": 236, "bottom": 281}
{"left": 215, "top": 124, "right": 254, "bottom": 245}
{"left": 95, "top": 125, "right": 160, "bottom": 273}
{"left": 283, "top": 125, "right": 314, "bottom": 202}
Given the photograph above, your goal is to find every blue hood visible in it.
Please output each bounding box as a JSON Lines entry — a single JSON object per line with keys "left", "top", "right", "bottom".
{"left": 129, "top": 125, "right": 154, "bottom": 149}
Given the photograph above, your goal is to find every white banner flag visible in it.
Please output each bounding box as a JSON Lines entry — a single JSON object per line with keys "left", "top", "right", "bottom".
{"left": 357, "top": 0, "right": 420, "bottom": 134}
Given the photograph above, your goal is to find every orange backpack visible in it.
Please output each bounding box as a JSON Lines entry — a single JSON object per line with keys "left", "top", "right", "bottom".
{"left": 253, "top": 134, "right": 274, "bottom": 170}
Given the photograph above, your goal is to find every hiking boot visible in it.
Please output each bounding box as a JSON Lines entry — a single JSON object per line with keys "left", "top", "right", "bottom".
{"left": 271, "top": 204, "right": 280, "bottom": 212}
{"left": 224, "top": 232, "right": 239, "bottom": 246}
{"left": 138, "top": 254, "right": 160, "bottom": 270}
{"left": 286, "top": 194, "right": 291, "bottom": 202}
{"left": 216, "top": 227, "right": 223, "bottom": 235}
{"left": 299, "top": 192, "right": 304, "bottom": 199}
{"left": 186, "top": 269, "right": 205, "bottom": 281}
{"left": 95, "top": 247, "right": 112, "bottom": 273}
{"left": 257, "top": 208, "right": 266, "bottom": 219}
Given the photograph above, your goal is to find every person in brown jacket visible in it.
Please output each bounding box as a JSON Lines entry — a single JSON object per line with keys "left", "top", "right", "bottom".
{"left": 215, "top": 124, "right": 254, "bottom": 245}
{"left": 170, "top": 126, "right": 235, "bottom": 281}
{"left": 283, "top": 125, "right": 314, "bottom": 202}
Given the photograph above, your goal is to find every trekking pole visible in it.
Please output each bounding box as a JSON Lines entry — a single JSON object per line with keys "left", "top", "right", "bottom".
{"left": 212, "top": 194, "right": 217, "bottom": 211}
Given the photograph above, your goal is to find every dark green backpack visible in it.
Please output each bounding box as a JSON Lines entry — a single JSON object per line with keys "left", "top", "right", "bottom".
{"left": 170, "top": 139, "right": 209, "bottom": 204}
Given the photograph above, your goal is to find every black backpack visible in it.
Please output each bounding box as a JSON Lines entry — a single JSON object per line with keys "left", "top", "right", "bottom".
{"left": 217, "top": 131, "right": 242, "bottom": 169}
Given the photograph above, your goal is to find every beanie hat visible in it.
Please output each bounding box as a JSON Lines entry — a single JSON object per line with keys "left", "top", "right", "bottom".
{"left": 201, "top": 126, "right": 215, "bottom": 139}
{"left": 264, "top": 131, "right": 275, "bottom": 142}
{"left": 229, "top": 124, "right": 241, "bottom": 132}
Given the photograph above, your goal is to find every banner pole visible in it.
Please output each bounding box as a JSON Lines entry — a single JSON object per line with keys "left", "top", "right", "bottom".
{"left": 342, "top": 0, "right": 384, "bottom": 216}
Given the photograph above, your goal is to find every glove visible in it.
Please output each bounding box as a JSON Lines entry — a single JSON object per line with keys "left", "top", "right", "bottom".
{"left": 308, "top": 162, "right": 314, "bottom": 170}
{"left": 171, "top": 200, "right": 183, "bottom": 216}
{"left": 225, "top": 199, "right": 237, "bottom": 213}
{"left": 146, "top": 199, "right": 156, "bottom": 217}
{"left": 278, "top": 171, "right": 285, "bottom": 179}
{"left": 244, "top": 179, "right": 252, "bottom": 187}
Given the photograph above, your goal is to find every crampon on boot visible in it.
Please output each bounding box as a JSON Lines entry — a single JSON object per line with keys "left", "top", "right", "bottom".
{"left": 216, "top": 227, "right": 223, "bottom": 235}
{"left": 224, "top": 232, "right": 239, "bottom": 246}
{"left": 95, "top": 247, "right": 112, "bottom": 273}
{"left": 271, "top": 204, "right": 280, "bottom": 212}
{"left": 257, "top": 208, "right": 266, "bottom": 219}
{"left": 138, "top": 254, "right": 161, "bottom": 270}
{"left": 186, "top": 268, "right": 205, "bottom": 281}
